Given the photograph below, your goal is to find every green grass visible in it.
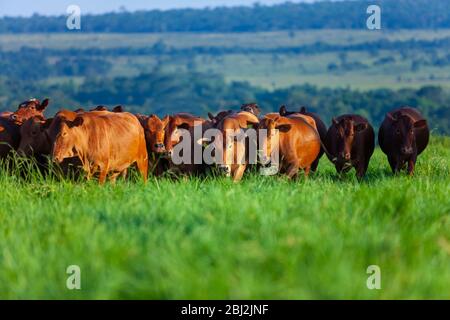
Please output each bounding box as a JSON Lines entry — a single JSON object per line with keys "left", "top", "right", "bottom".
{"left": 0, "top": 136, "right": 449, "bottom": 299}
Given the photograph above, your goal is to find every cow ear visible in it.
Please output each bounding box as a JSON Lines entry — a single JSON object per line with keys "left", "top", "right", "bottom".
{"left": 414, "top": 119, "right": 427, "bottom": 129}
{"left": 38, "top": 99, "right": 49, "bottom": 111}
{"left": 355, "top": 123, "right": 368, "bottom": 132}
{"left": 113, "top": 105, "right": 123, "bottom": 113}
{"left": 279, "top": 105, "right": 287, "bottom": 115}
{"left": 276, "top": 124, "right": 291, "bottom": 133}
{"left": 69, "top": 117, "right": 84, "bottom": 128}
{"left": 332, "top": 117, "right": 339, "bottom": 126}
{"left": 161, "top": 115, "right": 170, "bottom": 128}
{"left": 208, "top": 112, "right": 214, "bottom": 120}
{"left": 41, "top": 118, "right": 52, "bottom": 130}
{"left": 300, "top": 106, "right": 307, "bottom": 114}
{"left": 178, "top": 123, "right": 191, "bottom": 130}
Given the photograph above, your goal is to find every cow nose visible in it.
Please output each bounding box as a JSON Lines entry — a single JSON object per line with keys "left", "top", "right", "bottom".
{"left": 219, "top": 165, "right": 230, "bottom": 174}
{"left": 154, "top": 143, "right": 165, "bottom": 152}
{"left": 401, "top": 146, "right": 413, "bottom": 155}
{"left": 344, "top": 153, "right": 351, "bottom": 161}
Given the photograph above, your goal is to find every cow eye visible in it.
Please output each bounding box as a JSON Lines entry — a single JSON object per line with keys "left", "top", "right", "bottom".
{"left": 62, "top": 131, "right": 68, "bottom": 137}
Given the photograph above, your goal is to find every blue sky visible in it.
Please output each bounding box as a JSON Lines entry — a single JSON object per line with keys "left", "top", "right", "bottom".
{"left": 0, "top": 0, "right": 318, "bottom": 17}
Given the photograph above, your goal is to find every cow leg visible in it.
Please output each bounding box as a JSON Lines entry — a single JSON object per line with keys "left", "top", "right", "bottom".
{"left": 407, "top": 156, "right": 416, "bottom": 176}
{"left": 304, "top": 166, "right": 311, "bottom": 178}
{"left": 232, "top": 164, "right": 247, "bottom": 182}
{"left": 310, "top": 157, "right": 319, "bottom": 172}
{"left": 98, "top": 170, "right": 108, "bottom": 184}
{"left": 137, "top": 158, "right": 148, "bottom": 183}
{"left": 109, "top": 172, "right": 121, "bottom": 184}
{"left": 388, "top": 156, "right": 399, "bottom": 174}
{"left": 356, "top": 162, "right": 368, "bottom": 181}
{"left": 286, "top": 163, "right": 299, "bottom": 179}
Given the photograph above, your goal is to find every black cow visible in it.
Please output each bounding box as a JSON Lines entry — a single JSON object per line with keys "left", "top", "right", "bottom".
{"left": 324, "top": 114, "right": 375, "bottom": 179}
{"left": 378, "top": 107, "right": 429, "bottom": 175}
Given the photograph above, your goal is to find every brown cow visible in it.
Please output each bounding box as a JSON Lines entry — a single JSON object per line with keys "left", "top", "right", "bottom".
{"left": 258, "top": 114, "right": 321, "bottom": 178}
{"left": 18, "top": 110, "right": 83, "bottom": 174}
{"left": 324, "top": 114, "right": 375, "bottom": 179}
{"left": 10, "top": 98, "right": 49, "bottom": 123}
{"left": 279, "top": 105, "right": 327, "bottom": 172}
{"left": 52, "top": 111, "right": 148, "bottom": 184}
{"left": 18, "top": 109, "right": 79, "bottom": 157}
{"left": 378, "top": 107, "right": 429, "bottom": 175}
{"left": 212, "top": 111, "right": 259, "bottom": 182}
{"left": 163, "top": 113, "right": 206, "bottom": 158}
{"left": 0, "top": 118, "right": 21, "bottom": 159}
{"left": 137, "top": 114, "right": 170, "bottom": 175}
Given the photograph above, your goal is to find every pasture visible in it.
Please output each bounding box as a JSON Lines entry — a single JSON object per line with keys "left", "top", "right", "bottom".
{"left": 0, "top": 136, "right": 448, "bottom": 299}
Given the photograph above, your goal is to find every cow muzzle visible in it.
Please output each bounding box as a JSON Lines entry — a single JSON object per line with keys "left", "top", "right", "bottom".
{"left": 154, "top": 143, "right": 165, "bottom": 153}
{"left": 401, "top": 146, "right": 413, "bottom": 155}
{"left": 218, "top": 165, "right": 231, "bottom": 177}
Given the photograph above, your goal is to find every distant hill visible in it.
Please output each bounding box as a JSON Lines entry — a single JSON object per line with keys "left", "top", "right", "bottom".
{"left": 1, "top": 0, "right": 450, "bottom": 33}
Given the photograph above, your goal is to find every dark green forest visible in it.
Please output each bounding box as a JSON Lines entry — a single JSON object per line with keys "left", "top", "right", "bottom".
{"left": 1, "top": 0, "right": 450, "bottom": 33}
{"left": 1, "top": 72, "right": 448, "bottom": 134}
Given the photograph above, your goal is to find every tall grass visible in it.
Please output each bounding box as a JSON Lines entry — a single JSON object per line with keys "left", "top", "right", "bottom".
{"left": 0, "top": 136, "right": 448, "bottom": 299}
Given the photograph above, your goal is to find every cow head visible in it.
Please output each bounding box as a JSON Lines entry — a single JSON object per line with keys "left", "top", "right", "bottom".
{"left": 145, "top": 115, "right": 169, "bottom": 153}
{"left": 332, "top": 117, "right": 368, "bottom": 163}
{"left": 18, "top": 116, "right": 52, "bottom": 156}
{"left": 258, "top": 115, "right": 290, "bottom": 165}
{"left": 207, "top": 110, "right": 234, "bottom": 126}
{"left": 213, "top": 112, "right": 259, "bottom": 175}
{"left": 164, "top": 115, "right": 204, "bottom": 158}
{"left": 241, "top": 103, "right": 261, "bottom": 117}
{"left": 387, "top": 112, "right": 427, "bottom": 156}
{"left": 11, "top": 98, "right": 49, "bottom": 124}
{"left": 52, "top": 117, "right": 84, "bottom": 163}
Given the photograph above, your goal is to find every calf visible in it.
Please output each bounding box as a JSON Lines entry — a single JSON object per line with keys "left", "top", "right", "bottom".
{"left": 279, "top": 105, "right": 327, "bottom": 171}
{"left": 324, "top": 114, "right": 375, "bottom": 179}
{"left": 258, "top": 114, "right": 321, "bottom": 178}
{"left": 52, "top": 111, "right": 148, "bottom": 184}
{"left": 378, "top": 107, "right": 429, "bottom": 175}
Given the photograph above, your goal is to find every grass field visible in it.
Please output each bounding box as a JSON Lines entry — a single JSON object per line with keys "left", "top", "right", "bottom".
{"left": 0, "top": 136, "right": 448, "bottom": 299}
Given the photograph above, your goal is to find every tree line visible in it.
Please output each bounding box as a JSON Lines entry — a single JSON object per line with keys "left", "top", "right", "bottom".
{"left": 0, "top": 71, "right": 448, "bottom": 135}
{"left": 1, "top": 0, "right": 450, "bottom": 33}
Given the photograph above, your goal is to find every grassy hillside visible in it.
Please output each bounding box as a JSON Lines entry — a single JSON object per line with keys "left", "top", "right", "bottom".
{"left": 0, "top": 136, "right": 448, "bottom": 299}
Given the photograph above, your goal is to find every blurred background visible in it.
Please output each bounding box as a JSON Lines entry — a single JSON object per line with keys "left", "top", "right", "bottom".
{"left": 0, "top": 0, "right": 449, "bottom": 133}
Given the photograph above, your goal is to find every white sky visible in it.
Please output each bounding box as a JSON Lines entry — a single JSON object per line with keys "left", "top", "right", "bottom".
{"left": 0, "top": 0, "right": 319, "bottom": 17}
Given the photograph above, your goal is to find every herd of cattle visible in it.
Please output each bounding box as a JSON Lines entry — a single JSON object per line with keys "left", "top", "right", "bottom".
{"left": 0, "top": 98, "right": 430, "bottom": 183}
